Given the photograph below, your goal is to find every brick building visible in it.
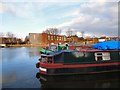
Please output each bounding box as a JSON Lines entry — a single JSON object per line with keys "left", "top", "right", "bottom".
{"left": 29, "top": 33, "right": 67, "bottom": 46}
{"left": 66, "top": 35, "right": 78, "bottom": 44}
{"left": 0, "top": 37, "right": 23, "bottom": 47}
{"left": 29, "top": 33, "right": 119, "bottom": 46}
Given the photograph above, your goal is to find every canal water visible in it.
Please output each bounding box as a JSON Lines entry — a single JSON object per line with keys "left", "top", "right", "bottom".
{"left": 1, "top": 47, "right": 120, "bottom": 89}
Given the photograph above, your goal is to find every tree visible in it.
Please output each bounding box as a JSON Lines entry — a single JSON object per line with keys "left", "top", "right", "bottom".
{"left": 24, "top": 36, "right": 29, "bottom": 44}
{"left": 0, "top": 32, "right": 4, "bottom": 37}
{"left": 66, "top": 28, "right": 76, "bottom": 36}
{"left": 6, "top": 32, "right": 14, "bottom": 38}
{"left": 43, "top": 29, "right": 51, "bottom": 34}
{"left": 43, "top": 28, "right": 61, "bottom": 35}
{"left": 51, "top": 28, "right": 61, "bottom": 35}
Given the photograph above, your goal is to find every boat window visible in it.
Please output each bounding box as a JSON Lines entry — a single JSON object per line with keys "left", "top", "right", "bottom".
{"left": 41, "top": 56, "right": 53, "bottom": 64}
{"left": 72, "top": 52, "right": 87, "bottom": 58}
{"left": 47, "top": 57, "right": 53, "bottom": 64}
{"left": 95, "top": 52, "right": 110, "bottom": 61}
{"left": 97, "top": 53, "right": 102, "bottom": 55}
{"left": 41, "top": 56, "right": 47, "bottom": 63}
{"left": 49, "top": 45, "right": 57, "bottom": 51}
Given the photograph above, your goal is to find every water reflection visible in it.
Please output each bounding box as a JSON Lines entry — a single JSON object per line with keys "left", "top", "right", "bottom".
{"left": 2, "top": 47, "right": 41, "bottom": 88}
{"left": 27, "top": 47, "right": 40, "bottom": 57}
{"left": 2, "top": 47, "right": 40, "bottom": 62}
{"left": 36, "top": 72, "right": 120, "bottom": 88}
{"left": 2, "top": 72, "right": 17, "bottom": 84}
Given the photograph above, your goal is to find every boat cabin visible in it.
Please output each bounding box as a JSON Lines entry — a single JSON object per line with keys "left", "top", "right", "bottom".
{"left": 40, "top": 49, "right": 120, "bottom": 64}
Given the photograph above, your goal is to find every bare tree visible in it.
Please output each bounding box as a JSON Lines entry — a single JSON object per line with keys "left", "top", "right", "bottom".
{"left": 50, "top": 28, "right": 55, "bottom": 34}
{"left": 0, "top": 32, "right": 4, "bottom": 37}
{"left": 53, "top": 28, "right": 61, "bottom": 35}
{"left": 43, "top": 29, "right": 51, "bottom": 34}
{"left": 43, "top": 28, "right": 61, "bottom": 35}
{"left": 66, "top": 28, "right": 76, "bottom": 36}
{"left": 6, "top": 32, "right": 14, "bottom": 38}
{"left": 24, "top": 36, "right": 29, "bottom": 44}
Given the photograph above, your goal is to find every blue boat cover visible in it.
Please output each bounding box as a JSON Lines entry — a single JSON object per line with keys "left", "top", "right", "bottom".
{"left": 93, "top": 40, "right": 120, "bottom": 50}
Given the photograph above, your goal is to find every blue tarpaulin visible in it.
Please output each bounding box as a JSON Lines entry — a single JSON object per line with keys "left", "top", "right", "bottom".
{"left": 93, "top": 40, "right": 120, "bottom": 50}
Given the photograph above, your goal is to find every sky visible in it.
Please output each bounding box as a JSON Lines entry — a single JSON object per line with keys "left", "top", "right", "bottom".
{"left": 0, "top": 0, "right": 119, "bottom": 40}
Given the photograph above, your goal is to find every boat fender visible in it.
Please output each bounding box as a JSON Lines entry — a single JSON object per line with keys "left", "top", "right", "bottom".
{"left": 38, "top": 58, "right": 41, "bottom": 61}
{"left": 36, "top": 72, "right": 40, "bottom": 79}
{"left": 36, "top": 62, "right": 39, "bottom": 68}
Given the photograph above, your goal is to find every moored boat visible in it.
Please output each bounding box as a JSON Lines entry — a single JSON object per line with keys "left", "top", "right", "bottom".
{"left": 36, "top": 41, "right": 120, "bottom": 76}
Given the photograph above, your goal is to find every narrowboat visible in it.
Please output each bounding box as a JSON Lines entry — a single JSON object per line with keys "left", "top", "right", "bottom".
{"left": 36, "top": 41, "right": 120, "bottom": 76}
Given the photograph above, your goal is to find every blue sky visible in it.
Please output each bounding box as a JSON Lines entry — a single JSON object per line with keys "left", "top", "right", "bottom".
{"left": 0, "top": 0, "right": 119, "bottom": 39}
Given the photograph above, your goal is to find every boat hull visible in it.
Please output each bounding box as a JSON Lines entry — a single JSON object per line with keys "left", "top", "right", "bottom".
{"left": 37, "top": 71, "right": 120, "bottom": 88}
{"left": 39, "top": 62, "right": 120, "bottom": 75}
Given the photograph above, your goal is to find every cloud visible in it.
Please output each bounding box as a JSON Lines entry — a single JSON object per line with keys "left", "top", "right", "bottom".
{"left": 0, "top": 2, "right": 36, "bottom": 19}
{"left": 1, "top": 0, "right": 119, "bottom": 38}
{"left": 2, "top": 0, "right": 120, "bottom": 3}
{"left": 57, "top": 1, "right": 118, "bottom": 37}
{"left": 0, "top": 2, "right": 16, "bottom": 14}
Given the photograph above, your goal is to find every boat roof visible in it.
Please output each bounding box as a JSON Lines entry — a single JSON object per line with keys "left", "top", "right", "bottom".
{"left": 41, "top": 48, "right": 120, "bottom": 57}
{"left": 79, "top": 48, "right": 120, "bottom": 52}
{"left": 41, "top": 50, "right": 77, "bottom": 57}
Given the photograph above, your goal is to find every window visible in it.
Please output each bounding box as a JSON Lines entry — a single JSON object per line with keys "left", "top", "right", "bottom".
{"left": 34, "top": 35, "right": 36, "bottom": 39}
{"left": 64, "top": 36, "right": 66, "bottom": 41}
{"left": 62, "top": 37, "right": 63, "bottom": 40}
{"left": 41, "top": 56, "right": 47, "bottom": 63}
{"left": 57, "top": 37, "right": 59, "bottom": 40}
{"left": 47, "top": 57, "right": 53, "bottom": 64}
{"left": 95, "top": 52, "right": 110, "bottom": 61}
{"left": 54, "top": 36, "right": 56, "bottom": 40}
{"left": 73, "top": 52, "right": 86, "bottom": 58}
{"left": 59, "top": 37, "right": 61, "bottom": 40}
{"left": 48, "top": 35, "right": 50, "bottom": 40}
{"left": 49, "top": 45, "right": 57, "bottom": 51}
{"left": 41, "top": 56, "right": 53, "bottom": 64}
{"left": 51, "top": 36, "right": 53, "bottom": 40}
